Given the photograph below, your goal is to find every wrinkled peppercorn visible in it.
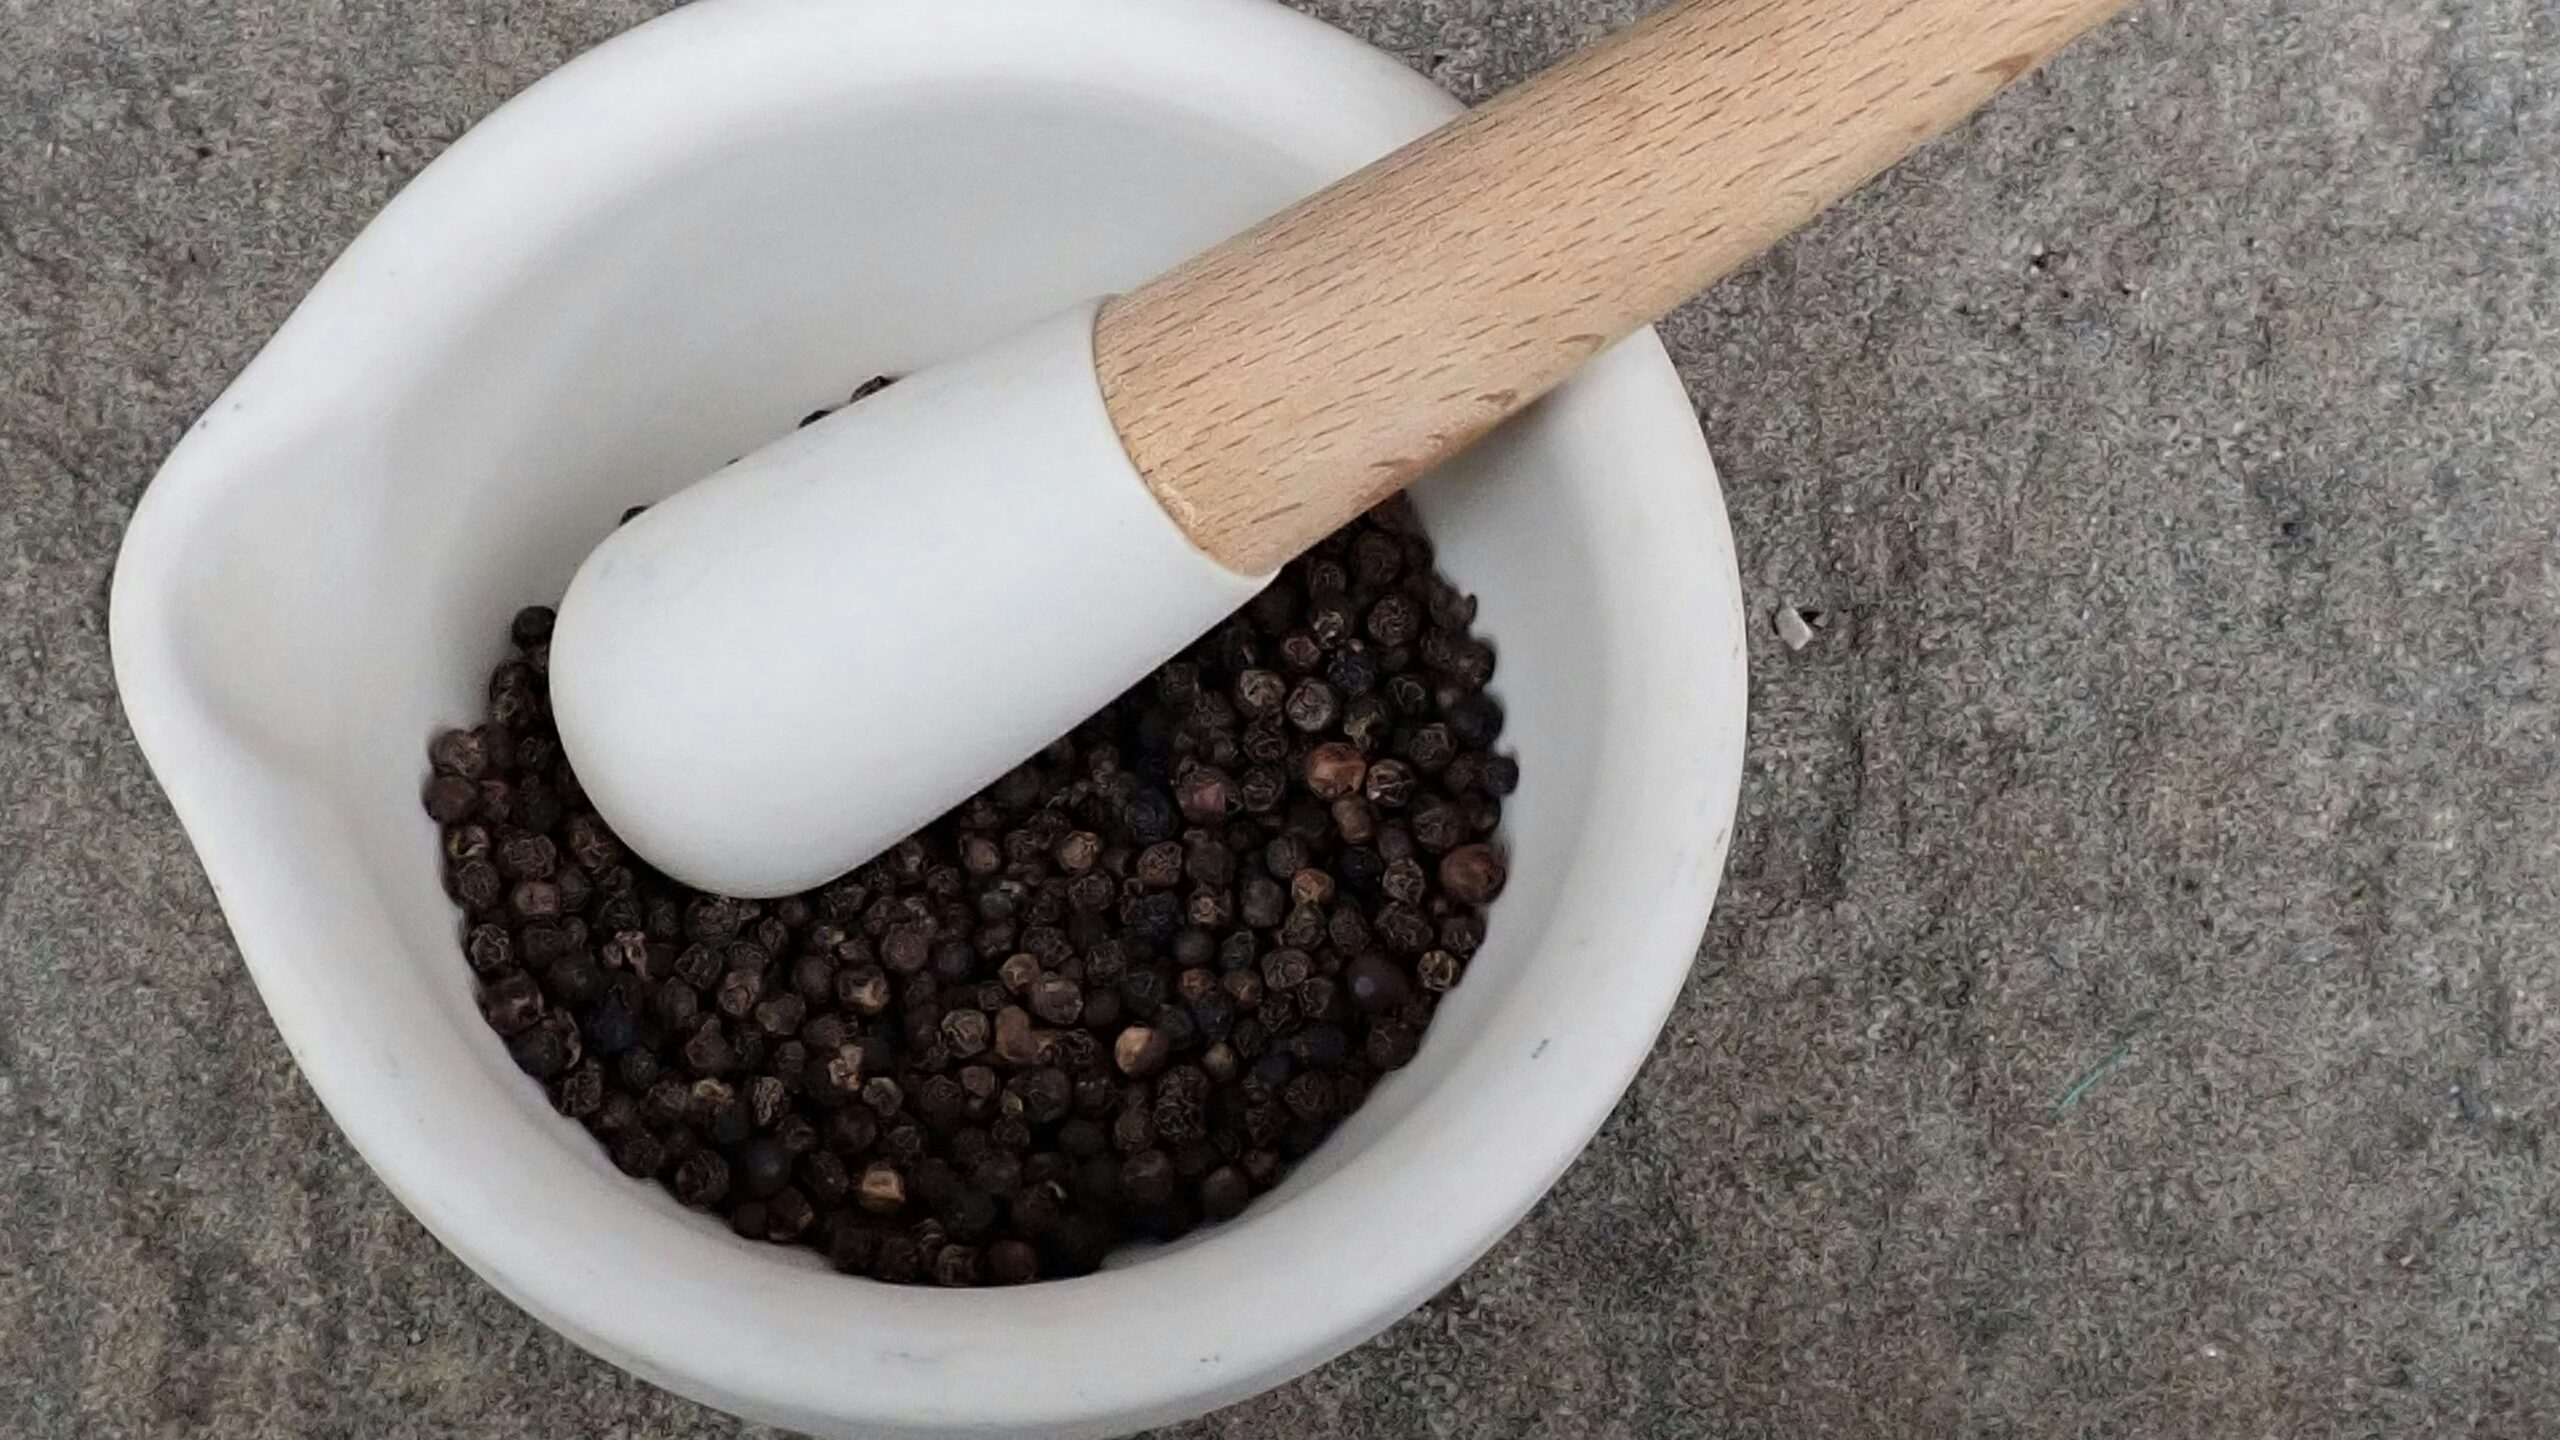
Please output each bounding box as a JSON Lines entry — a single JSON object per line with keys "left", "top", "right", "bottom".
{"left": 429, "top": 495, "right": 1510, "bottom": 1284}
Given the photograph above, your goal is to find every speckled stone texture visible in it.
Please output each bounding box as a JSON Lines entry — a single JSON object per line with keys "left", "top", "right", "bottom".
{"left": 7, "top": 0, "right": 2560, "bottom": 1435}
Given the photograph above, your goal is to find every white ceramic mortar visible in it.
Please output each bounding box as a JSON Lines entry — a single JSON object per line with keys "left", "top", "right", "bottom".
{"left": 109, "top": 0, "right": 1748, "bottom": 1434}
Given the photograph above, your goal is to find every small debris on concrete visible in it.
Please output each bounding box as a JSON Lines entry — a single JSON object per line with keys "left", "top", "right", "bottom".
{"left": 1773, "top": 606, "right": 1816, "bottom": 652}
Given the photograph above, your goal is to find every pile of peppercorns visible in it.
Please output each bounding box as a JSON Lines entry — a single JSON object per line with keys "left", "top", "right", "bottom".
{"left": 424, "top": 495, "right": 1512, "bottom": 1286}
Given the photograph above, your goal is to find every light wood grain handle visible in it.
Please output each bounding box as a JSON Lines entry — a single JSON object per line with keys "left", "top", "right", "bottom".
{"left": 1095, "top": 0, "right": 2126, "bottom": 574}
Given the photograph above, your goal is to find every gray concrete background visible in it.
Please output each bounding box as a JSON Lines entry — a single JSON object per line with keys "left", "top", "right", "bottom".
{"left": 6, "top": 0, "right": 2559, "bottom": 1435}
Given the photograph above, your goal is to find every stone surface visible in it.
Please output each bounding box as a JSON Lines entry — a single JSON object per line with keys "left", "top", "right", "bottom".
{"left": 8, "top": 0, "right": 2560, "bottom": 1435}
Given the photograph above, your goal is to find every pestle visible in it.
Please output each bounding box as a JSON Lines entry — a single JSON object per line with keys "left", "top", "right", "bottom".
{"left": 548, "top": 0, "right": 2126, "bottom": 896}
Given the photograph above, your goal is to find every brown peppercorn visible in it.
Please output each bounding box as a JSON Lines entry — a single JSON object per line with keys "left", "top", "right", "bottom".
{"left": 748, "top": 1073, "right": 790, "bottom": 1129}
{"left": 994, "top": 953, "right": 1042, "bottom": 997}
{"left": 1303, "top": 742, "right": 1366, "bottom": 800}
{"left": 857, "top": 1163, "right": 908, "bottom": 1213}
{"left": 836, "top": 965, "right": 892, "bottom": 1015}
{"left": 1417, "top": 949, "right": 1462, "bottom": 992}
{"left": 1329, "top": 795, "right": 1377, "bottom": 844}
{"left": 992, "top": 1006, "right": 1045, "bottom": 1066}
{"left": 715, "top": 966, "right": 764, "bottom": 1020}
{"left": 1201, "top": 1042, "right": 1242, "bottom": 1085}
{"left": 1285, "top": 879, "right": 1335, "bottom": 924}
{"left": 1053, "top": 830, "right": 1104, "bottom": 875}
{"left": 1114, "top": 1025, "right": 1172, "bottom": 1079}
{"left": 1174, "top": 766, "right": 1233, "bottom": 824}
{"left": 818, "top": 1043, "right": 864, "bottom": 1097}
{"left": 1439, "top": 844, "right": 1509, "bottom": 906}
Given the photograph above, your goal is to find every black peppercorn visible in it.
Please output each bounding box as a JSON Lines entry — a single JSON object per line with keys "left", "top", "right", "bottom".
{"left": 765, "top": 1187, "right": 816, "bottom": 1242}
{"left": 433, "top": 496, "right": 1509, "bottom": 1284}
{"left": 480, "top": 971, "right": 544, "bottom": 1036}
{"left": 506, "top": 1025, "right": 570, "bottom": 1079}
{"left": 612, "top": 1131, "right": 667, "bottom": 1178}
{"left": 1366, "top": 1021, "right": 1422, "bottom": 1070}
{"left": 1283, "top": 678, "right": 1339, "bottom": 733}
{"left": 464, "top": 923, "right": 514, "bottom": 976}
{"left": 1345, "top": 952, "right": 1414, "bottom": 1012}
{"left": 1410, "top": 801, "right": 1469, "bottom": 854}
{"left": 450, "top": 859, "right": 504, "bottom": 913}
{"left": 1200, "top": 1165, "right": 1254, "bottom": 1220}
{"left": 544, "top": 953, "right": 607, "bottom": 1009}
{"left": 672, "top": 1151, "right": 731, "bottom": 1208}
{"left": 1029, "top": 975, "right": 1084, "bottom": 1027}
{"left": 987, "top": 1238, "right": 1040, "bottom": 1285}
{"left": 424, "top": 774, "right": 480, "bottom": 825}
{"left": 1122, "top": 1149, "right": 1177, "bottom": 1208}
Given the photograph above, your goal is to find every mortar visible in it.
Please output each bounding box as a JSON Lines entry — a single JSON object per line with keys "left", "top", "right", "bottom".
{"left": 109, "top": 0, "right": 1748, "bottom": 1433}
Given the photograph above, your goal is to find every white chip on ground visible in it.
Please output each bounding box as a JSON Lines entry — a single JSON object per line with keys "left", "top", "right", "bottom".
{"left": 1774, "top": 606, "right": 1815, "bottom": 651}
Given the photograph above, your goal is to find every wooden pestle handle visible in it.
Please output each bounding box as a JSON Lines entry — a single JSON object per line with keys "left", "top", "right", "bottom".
{"left": 1095, "top": 0, "right": 2127, "bottom": 574}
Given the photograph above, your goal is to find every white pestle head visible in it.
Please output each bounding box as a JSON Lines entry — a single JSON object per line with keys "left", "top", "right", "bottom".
{"left": 549, "top": 301, "right": 1264, "bottom": 898}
